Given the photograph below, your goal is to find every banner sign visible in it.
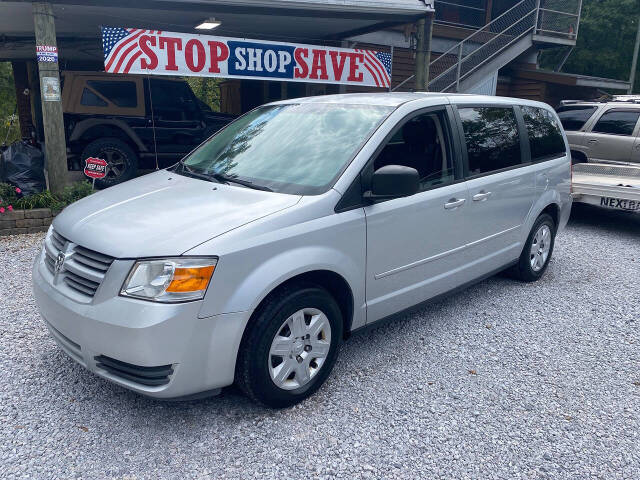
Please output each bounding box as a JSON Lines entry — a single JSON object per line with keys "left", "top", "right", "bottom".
{"left": 101, "top": 27, "right": 393, "bottom": 88}
{"left": 36, "top": 45, "right": 58, "bottom": 63}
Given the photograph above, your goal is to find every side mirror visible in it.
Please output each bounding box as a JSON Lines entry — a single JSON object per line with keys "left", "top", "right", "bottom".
{"left": 365, "top": 165, "right": 420, "bottom": 200}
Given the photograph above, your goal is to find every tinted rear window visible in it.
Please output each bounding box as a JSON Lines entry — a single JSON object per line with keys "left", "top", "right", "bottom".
{"left": 87, "top": 80, "right": 137, "bottom": 108}
{"left": 521, "top": 106, "right": 566, "bottom": 161}
{"left": 592, "top": 110, "right": 640, "bottom": 136}
{"left": 556, "top": 105, "right": 597, "bottom": 131}
{"left": 80, "top": 88, "right": 107, "bottom": 107}
{"left": 459, "top": 107, "right": 521, "bottom": 175}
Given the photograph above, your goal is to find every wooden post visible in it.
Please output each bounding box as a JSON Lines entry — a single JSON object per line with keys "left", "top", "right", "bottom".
{"left": 423, "top": 11, "right": 434, "bottom": 90}
{"left": 455, "top": 44, "right": 463, "bottom": 92}
{"left": 415, "top": 12, "right": 435, "bottom": 92}
{"left": 11, "top": 61, "right": 34, "bottom": 140}
{"left": 415, "top": 18, "right": 426, "bottom": 91}
{"left": 32, "top": 2, "right": 68, "bottom": 193}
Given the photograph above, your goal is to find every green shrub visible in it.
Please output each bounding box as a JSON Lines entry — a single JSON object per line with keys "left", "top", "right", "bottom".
{"left": 0, "top": 180, "right": 94, "bottom": 212}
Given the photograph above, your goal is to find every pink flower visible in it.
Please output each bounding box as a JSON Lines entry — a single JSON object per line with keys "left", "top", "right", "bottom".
{"left": 0, "top": 207, "right": 4, "bottom": 214}
{"left": 15, "top": 187, "right": 21, "bottom": 194}
{"left": 7, "top": 205, "right": 13, "bottom": 211}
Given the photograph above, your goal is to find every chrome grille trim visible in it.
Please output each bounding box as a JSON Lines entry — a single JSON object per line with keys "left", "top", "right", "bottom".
{"left": 43, "top": 228, "right": 115, "bottom": 301}
{"left": 73, "top": 247, "right": 112, "bottom": 272}
{"left": 50, "top": 230, "right": 68, "bottom": 251}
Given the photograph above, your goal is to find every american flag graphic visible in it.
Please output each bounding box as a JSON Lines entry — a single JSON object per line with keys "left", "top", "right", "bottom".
{"left": 101, "top": 27, "right": 162, "bottom": 74}
{"left": 357, "top": 49, "right": 392, "bottom": 88}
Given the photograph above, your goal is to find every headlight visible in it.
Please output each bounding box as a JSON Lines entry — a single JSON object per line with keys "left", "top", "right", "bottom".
{"left": 120, "top": 257, "right": 217, "bottom": 303}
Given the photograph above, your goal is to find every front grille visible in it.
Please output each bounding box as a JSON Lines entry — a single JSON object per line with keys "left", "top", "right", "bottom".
{"left": 94, "top": 355, "right": 174, "bottom": 386}
{"left": 43, "top": 228, "right": 115, "bottom": 300}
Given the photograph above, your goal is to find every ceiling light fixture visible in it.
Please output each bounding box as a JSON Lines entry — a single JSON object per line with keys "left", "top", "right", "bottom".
{"left": 195, "top": 18, "right": 222, "bottom": 30}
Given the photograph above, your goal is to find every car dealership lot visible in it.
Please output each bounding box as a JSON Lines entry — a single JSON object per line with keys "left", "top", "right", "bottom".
{"left": 1, "top": 205, "right": 639, "bottom": 479}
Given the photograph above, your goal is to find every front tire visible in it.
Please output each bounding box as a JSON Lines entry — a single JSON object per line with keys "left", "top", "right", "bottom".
{"left": 511, "top": 213, "right": 556, "bottom": 282}
{"left": 235, "top": 283, "right": 343, "bottom": 408}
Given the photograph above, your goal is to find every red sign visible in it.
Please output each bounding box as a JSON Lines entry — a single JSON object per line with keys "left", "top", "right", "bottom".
{"left": 84, "top": 157, "right": 108, "bottom": 179}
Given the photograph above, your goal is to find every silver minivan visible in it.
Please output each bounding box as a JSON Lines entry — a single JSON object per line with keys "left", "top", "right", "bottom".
{"left": 33, "top": 93, "right": 572, "bottom": 408}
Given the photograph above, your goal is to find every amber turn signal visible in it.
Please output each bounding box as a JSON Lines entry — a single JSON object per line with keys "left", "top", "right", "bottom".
{"left": 166, "top": 265, "right": 215, "bottom": 293}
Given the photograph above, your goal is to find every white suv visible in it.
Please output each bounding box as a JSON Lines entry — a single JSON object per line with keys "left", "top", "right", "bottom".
{"left": 33, "top": 93, "right": 571, "bottom": 408}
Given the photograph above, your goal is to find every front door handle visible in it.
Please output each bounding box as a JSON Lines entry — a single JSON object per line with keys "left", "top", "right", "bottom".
{"left": 472, "top": 191, "right": 492, "bottom": 202}
{"left": 588, "top": 139, "right": 598, "bottom": 144}
{"left": 444, "top": 198, "right": 466, "bottom": 209}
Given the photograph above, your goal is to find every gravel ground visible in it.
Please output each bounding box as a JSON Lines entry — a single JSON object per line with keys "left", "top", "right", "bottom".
{"left": 1, "top": 204, "right": 639, "bottom": 480}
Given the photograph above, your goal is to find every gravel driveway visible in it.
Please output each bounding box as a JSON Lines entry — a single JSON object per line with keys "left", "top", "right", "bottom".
{"left": 1, "top": 204, "right": 639, "bottom": 479}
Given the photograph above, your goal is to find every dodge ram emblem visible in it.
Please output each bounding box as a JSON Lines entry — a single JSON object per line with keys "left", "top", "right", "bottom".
{"left": 54, "top": 252, "right": 67, "bottom": 274}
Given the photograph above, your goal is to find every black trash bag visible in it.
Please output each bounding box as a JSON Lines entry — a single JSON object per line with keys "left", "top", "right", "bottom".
{"left": 0, "top": 140, "right": 46, "bottom": 196}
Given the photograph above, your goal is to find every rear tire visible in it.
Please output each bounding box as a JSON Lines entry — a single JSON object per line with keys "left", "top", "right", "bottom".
{"left": 235, "top": 283, "right": 343, "bottom": 408}
{"left": 80, "top": 137, "right": 138, "bottom": 188}
{"left": 510, "top": 213, "right": 556, "bottom": 282}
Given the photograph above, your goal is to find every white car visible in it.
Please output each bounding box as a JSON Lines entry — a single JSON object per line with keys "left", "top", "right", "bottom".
{"left": 33, "top": 93, "right": 572, "bottom": 408}
{"left": 557, "top": 100, "right": 640, "bottom": 212}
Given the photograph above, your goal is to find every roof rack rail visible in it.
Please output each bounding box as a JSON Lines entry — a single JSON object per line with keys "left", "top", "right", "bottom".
{"left": 611, "top": 95, "right": 640, "bottom": 103}
{"left": 558, "top": 100, "right": 583, "bottom": 105}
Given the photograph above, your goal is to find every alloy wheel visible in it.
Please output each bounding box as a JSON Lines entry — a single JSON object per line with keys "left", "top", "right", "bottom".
{"left": 100, "top": 149, "right": 127, "bottom": 179}
{"left": 530, "top": 224, "right": 552, "bottom": 272}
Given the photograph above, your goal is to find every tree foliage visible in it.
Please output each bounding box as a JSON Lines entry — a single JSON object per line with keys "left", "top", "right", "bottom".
{"left": 187, "top": 77, "right": 222, "bottom": 111}
{"left": 540, "top": 0, "right": 640, "bottom": 92}
{"left": 0, "top": 62, "right": 19, "bottom": 145}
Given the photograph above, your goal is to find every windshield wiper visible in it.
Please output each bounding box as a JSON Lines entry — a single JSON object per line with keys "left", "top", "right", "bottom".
{"left": 178, "top": 163, "right": 272, "bottom": 192}
{"left": 178, "top": 163, "right": 219, "bottom": 183}
{"left": 210, "top": 172, "right": 273, "bottom": 192}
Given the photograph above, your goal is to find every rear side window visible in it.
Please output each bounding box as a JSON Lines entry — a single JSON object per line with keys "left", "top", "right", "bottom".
{"left": 592, "top": 110, "right": 640, "bottom": 136}
{"left": 556, "top": 106, "right": 597, "bottom": 131}
{"left": 459, "top": 107, "right": 521, "bottom": 176}
{"left": 521, "top": 106, "right": 566, "bottom": 162}
{"left": 80, "top": 88, "right": 107, "bottom": 107}
{"left": 149, "top": 79, "right": 199, "bottom": 121}
{"left": 87, "top": 80, "right": 137, "bottom": 108}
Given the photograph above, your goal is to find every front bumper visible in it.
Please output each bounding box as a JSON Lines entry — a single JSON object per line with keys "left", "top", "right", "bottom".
{"left": 32, "top": 251, "right": 251, "bottom": 399}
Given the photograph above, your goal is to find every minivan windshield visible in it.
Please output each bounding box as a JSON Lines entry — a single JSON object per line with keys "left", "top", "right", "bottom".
{"left": 178, "top": 103, "right": 394, "bottom": 195}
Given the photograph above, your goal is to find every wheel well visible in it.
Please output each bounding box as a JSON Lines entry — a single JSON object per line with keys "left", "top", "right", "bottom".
{"left": 570, "top": 150, "right": 587, "bottom": 164}
{"left": 76, "top": 125, "right": 136, "bottom": 151}
{"left": 254, "top": 270, "right": 355, "bottom": 339}
{"left": 541, "top": 203, "right": 560, "bottom": 229}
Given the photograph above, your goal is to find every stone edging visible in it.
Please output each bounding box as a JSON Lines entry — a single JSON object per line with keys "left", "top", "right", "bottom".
{"left": 0, "top": 208, "right": 57, "bottom": 236}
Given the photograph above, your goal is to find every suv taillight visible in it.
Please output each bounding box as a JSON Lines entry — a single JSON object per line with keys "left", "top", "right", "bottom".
{"left": 570, "top": 161, "right": 573, "bottom": 193}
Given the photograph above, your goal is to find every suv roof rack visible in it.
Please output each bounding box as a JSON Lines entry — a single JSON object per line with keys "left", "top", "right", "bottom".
{"left": 611, "top": 95, "right": 640, "bottom": 104}
{"left": 558, "top": 100, "right": 586, "bottom": 106}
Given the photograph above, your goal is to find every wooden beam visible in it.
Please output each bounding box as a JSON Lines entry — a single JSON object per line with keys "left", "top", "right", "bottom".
{"left": 32, "top": 2, "right": 68, "bottom": 193}
{"left": 10, "top": 61, "right": 34, "bottom": 139}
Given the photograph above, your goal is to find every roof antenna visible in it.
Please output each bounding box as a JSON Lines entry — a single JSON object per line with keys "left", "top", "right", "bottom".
{"left": 146, "top": 76, "right": 159, "bottom": 170}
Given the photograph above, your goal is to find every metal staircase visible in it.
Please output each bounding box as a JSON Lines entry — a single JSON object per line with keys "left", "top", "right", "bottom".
{"left": 395, "top": 0, "right": 582, "bottom": 93}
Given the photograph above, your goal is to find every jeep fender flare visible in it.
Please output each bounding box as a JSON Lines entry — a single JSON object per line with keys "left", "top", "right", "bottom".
{"left": 70, "top": 118, "right": 148, "bottom": 152}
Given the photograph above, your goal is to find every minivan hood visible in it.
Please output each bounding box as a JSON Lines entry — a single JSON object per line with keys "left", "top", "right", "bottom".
{"left": 54, "top": 171, "right": 301, "bottom": 258}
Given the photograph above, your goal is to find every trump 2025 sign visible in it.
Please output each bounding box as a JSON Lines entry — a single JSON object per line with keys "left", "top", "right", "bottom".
{"left": 101, "top": 27, "right": 393, "bottom": 88}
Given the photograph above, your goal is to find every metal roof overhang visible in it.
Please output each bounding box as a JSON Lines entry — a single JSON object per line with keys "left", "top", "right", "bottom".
{"left": 0, "top": 0, "right": 433, "bottom": 62}
{"left": 507, "top": 67, "right": 631, "bottom": 92}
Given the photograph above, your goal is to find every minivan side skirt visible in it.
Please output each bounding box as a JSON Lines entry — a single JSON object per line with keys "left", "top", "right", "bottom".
{"left": 350, "top": 259, "right": 518, "bottom": 337}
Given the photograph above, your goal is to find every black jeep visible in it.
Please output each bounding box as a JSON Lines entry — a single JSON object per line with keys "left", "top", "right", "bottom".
{"left": 62, "top": 71, "right": 234, "bottom": 187}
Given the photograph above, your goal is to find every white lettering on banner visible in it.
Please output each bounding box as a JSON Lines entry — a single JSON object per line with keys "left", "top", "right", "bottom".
{"left": 101, "top": 27, "right": 393, "bottom": 88}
